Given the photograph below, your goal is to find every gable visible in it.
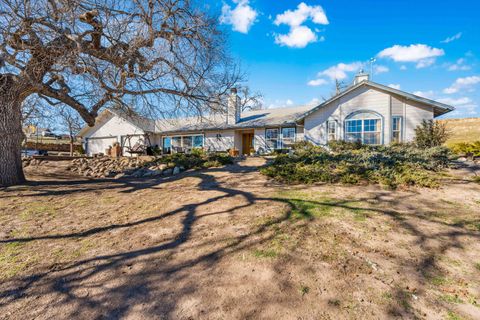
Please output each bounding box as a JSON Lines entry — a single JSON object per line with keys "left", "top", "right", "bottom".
{"left": 298, "top": 81, "right": 453, "bottom": 121}
{"left": 302, "top": 85, "right": 436, "bottom": 145}
{"left": 81, "top": 111, "right": 145, "bottom": 138}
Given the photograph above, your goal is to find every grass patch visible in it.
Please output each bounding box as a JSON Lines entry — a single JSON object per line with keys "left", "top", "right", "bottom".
{"left": 441, "top": 294, "right": 464, "bottom": 304}
{"left": 0, "top": 242, "right": 37, "bottom": 279}
{"left": 446, "top": 310, "right": 464, "bottom": 320}
{"left": 451, "top": 219, "right": 480, "bottom": 232}
{"left": 475, "top": 262, "right": 480, "bottom": 271}
{"left": 252, "top": 248, "right": 278, "bottom": 258}
{"left": 381, "top": 292, "right": 393, "bottom": 302}
{"left": 288, "top": 198, "right": 332, "bottom": 219}
{"left": 468, "top": 295, "right": 479, "bottom": 307}
{"left": 430, "top": 275, "right": 448, "bottom": 286}
{"left": 299, "top": 285, "right": 310, "bottom": 296}
{"left": 100, "top": 196, "right": 118, "bottom": 205}
{"left": 20, "top": 203, "right": 57, "bottom": 220}
{"left": 70, "top": 239, "right": 95, "bottom": 260}
{"left": 342, "top": 201, "right": 371, "bottom": 221}
{"left": 275, "top": 190, "right": 336, "bottom": 220}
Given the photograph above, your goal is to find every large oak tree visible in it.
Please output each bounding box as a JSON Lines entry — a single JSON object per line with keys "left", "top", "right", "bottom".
{"left": 0, "top": 0, "right": 241, "bottom": 186}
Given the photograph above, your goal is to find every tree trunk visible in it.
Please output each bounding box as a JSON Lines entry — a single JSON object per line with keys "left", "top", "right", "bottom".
{"left": 0, "top": 83, "right": 26, "bottom": 186}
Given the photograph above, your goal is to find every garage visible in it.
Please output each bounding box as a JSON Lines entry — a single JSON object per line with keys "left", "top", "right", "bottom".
{"left": 86, "top": 137, "right": 118, "bottom": 156}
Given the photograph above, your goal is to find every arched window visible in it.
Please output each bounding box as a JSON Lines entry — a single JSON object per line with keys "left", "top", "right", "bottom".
{"left": 345, "top": 111, "right": 382, "bottom": 145}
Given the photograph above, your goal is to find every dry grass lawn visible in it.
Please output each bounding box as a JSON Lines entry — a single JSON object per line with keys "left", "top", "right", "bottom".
{"left": 1, "top": 158, "right": 480, "bottom": 319}
{"left": 439, "top": 117, "right": 480, "bottom": 146}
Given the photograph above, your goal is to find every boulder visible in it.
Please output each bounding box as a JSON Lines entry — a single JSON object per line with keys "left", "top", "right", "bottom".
{"left": 173, "top": 166, "right": 181, "bottom": 175}
{"left": 144, "top": 169, "right": 162, "bottom": 177}
{"left": 114, "top": 173, "right": 125, "bottom": 179}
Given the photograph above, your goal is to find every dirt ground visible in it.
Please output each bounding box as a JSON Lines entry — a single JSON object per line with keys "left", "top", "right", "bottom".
{"left": 1, "top": 158, "right": 479, "bottom": 320}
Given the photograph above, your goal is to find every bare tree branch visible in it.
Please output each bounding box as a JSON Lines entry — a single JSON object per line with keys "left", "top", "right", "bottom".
{"left": 1, "top": 0, "right": 242, "bottom": 124}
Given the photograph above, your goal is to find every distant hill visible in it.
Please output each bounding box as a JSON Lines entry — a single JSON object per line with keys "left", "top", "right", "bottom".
{"left": 437, "top": 117, "right": 480, "bottom": 146}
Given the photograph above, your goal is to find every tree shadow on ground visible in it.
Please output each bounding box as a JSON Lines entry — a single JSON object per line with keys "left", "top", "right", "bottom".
{"left": 0, "top": 161, "right": 479, "bottom": 318}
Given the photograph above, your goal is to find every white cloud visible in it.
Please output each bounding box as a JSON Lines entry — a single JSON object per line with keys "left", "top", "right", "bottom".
{"left": 275, "top": 25, "right": 317, "bottom": 48}
{"left": 307, "top": 61, "right": 363, "bottom": 86}
{"left": 374, "top": 65, "right": 389, "bottom": 74}
{"left": 267, "top": 99, "right": 296, "bottom": 109}
{"left": 273, "top": 2, "right": 328, "bottom": 48}
{"left": 437, "top": 97, "right": 473, "bottom": 105}
{"left": 220, "top": 0, "right": 258, "bottom": 34}
{"left": 388, "top": 84, "right": 401, "bottom": 90}
{"left": 377, "top": 44, "right": 445, "bottom": 69}
{"left": 415, "top": 58, "right": 436, "bottom": 69}
{"left": 413, "top": 90, "right": 436, "bottom": 99}
{"left": 400, "top": 65, "right": 407, "bottom": 70}
{"left": 446, "top": 58, "right": 471, "bottom": 71}
{"left": 438, "top": 96, "right": 477, "bottom": 115}
{"left": 274, "top": 2, "right": 328, "bottom": 27}
{"left": 411, "top": 89, "right": 478, "bottom": 116}
{"left": 443, "top": 76, "right": 480, "bottom": 94}
{"left": 307, "top": 78, "right": 328, "bottom": 86}
{"left": 441, "top": 32, "right": 462, "bottom": 44}
{"left": 320, "top": 62, "right": 363, "bottom": 80}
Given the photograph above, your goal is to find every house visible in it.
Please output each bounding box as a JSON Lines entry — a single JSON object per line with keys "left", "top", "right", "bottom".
{"left": 78, "top": 72, "right": 454, "bottom": 156}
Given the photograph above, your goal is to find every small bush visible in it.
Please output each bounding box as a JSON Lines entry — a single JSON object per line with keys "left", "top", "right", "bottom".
{"left": 449, "top": 141, "right": 480, "bottom": 158}
{"left": 261, "top": 141, "right": 450, "bottom": 188}
{"left": 414, "top": 120, "right": 450, "bottom": 148}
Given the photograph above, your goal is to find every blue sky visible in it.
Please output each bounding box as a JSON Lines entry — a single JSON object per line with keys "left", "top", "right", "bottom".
{"left": 211, "top": 0, "right": 480, "bottom": 118}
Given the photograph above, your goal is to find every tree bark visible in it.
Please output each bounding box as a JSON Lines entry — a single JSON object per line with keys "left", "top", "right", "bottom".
{"left": 0, "top": 80, "right": 26, "bottom": 186}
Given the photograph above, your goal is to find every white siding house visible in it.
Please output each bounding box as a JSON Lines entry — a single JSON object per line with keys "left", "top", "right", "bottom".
{"left": 79, "top": 74, "right": 453, "bottom": 156}
{"left": 83, "top": 111, "right": 147, "bottom": 156}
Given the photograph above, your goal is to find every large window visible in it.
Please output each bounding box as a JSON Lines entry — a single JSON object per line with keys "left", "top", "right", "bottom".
{"left": 168, "top": 134, "right": 204, "bottom": 153}
{"left": 345, "top": 111, "right": 382, "bottom": 145}
{"left": 392, "top": 117, "right": 402, "bottom": 143}
{"left": 182, "top": 136, "right": 192, "bottom": 148}
{"left": 281, "top": 128, "right": 296, "bottom": 148}
{"left": 266, "top": 128, "right": 296, "bottom": 150}
{"left": 193, "top": 135, "right": 204, "bottom": 148}
{"left": 327, "top": 120, "right": 337, "bottom": 141}
{"left": 266, "top": 128, "right": 279, "bottom": 150}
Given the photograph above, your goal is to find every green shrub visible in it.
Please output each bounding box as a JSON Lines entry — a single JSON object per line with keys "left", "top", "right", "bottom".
{"left": 414, "top": 120, "right": 450, "bottom": 148}
{"left": 449, "top": 141, "right": 480, "bottom": 157}
{"left": 328, "top": 139, "right": 362, "bottom": 152}
{"left": 261, "top": 141, "right": 450, "bottom": 189}
{"left": 155, "top": 151, "right": 233, "bottom": 169}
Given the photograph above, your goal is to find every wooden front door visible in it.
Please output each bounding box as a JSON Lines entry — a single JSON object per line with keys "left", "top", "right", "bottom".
{"left": 242, "top": 133, "right": 254, "bottom": 155}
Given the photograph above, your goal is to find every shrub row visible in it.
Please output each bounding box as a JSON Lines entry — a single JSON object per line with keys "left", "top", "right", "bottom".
{"left": 261, "top": 141, "right": 451, "bottom": 188}
{"left": 153, "top": 149, "right": 234, "bottom": 170}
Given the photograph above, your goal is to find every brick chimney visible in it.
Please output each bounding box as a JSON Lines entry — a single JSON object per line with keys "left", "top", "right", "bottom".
{"left": 227, "top": 88, "right": 241, "bottom": 124}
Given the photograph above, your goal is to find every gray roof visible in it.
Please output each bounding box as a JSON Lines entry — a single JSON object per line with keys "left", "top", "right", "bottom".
{"left": 154, "top": 105, "right": 312, "bottom": 134}
{"left": 298, "top": 80, "right": 454, "bottom": 120}
{"left": 79, "top": 80, "right": 454, "bottom": 137}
